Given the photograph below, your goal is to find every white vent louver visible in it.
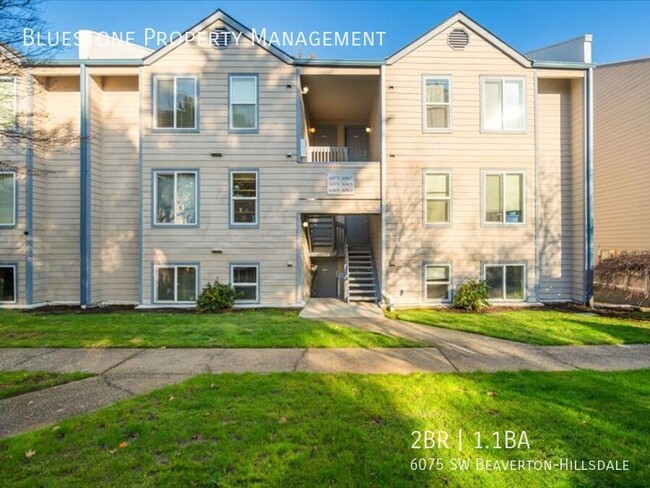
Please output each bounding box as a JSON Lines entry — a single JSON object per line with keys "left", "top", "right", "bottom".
{"left": 211, "top": 29, "right": 233, "bottom": 49}
{"left": 448, "top": 29, "right": 470, "bottom": 50}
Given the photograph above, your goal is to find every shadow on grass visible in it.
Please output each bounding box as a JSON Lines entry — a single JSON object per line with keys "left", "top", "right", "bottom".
{"left": 0, "top": 370, "right": 648, "bottom": 486}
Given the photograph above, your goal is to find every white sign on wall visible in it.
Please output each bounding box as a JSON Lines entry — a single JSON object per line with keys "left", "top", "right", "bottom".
{"left": 327, "top": 174, "right": 355, "bottom": 195}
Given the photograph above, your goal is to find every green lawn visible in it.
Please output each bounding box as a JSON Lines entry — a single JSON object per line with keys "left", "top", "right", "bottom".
{"left": 1, "top": 370, "right": 647, "bottom": 486}
{"left": 0, "top": 309, "right": 418, "bottom": 348}
{"left": 0, "top": 371, "right": 93, "bottom": 400}
{"left": 385, "top": 308, "right": 650, "bottom": 345}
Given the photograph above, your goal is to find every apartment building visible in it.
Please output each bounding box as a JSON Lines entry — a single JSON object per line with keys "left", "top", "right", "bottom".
{"left": 594, "top": 57, "right": 650, "bottom": 258}
{"left": 0, "top": 10, "right": 594, "bottom": 308}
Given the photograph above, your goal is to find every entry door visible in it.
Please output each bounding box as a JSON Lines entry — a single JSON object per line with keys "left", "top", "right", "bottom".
{"left": 345, "top": 216, "right": 370, "bottom": 246}
{"left": 311, "top": 258, "right": 338, "bottom": 298}
{"left": 345, "top": 126, "right": 369, "bottom": 162}
{"left": 310, "top": 125, "right": 337, "bottom": 146}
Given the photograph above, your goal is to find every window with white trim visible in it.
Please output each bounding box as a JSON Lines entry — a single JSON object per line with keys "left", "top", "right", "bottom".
{"left": 154, "top": 171, "right": 197, "bottom": 225}
{"left": 230, "top": 171, "right": 258, "bottom": 225}
{"left": 0, "top": 77, "right": 16, "bottom": 129}
{"left": 0, "top": 265, "right": 16, "bottom": 303}
{"left": 0, "top": 172, "right": 16, "bottom": 226}
{"left": 229, "top": 75, "right": 257, "bottom": 130}
{"left": 425, "top": 265, "right": 451, "bottom": 301}
{"left": 485, "top": 264, "right": 525, "bottom": 301}
{"left": 155, "top": 265, "right": 197, "bottom": 303}
{"left": 154, "top": 76, "right": 197, "bottom": 129}
{"left": 231, "top": 264, "right": 259, "bottom": 303}
{"left": 484, "top": 172, "right": 524, "bottom": 224}
{"left": 423, "top": 76, "right": 451, "bottom": 130}
{"left": 482, "top": 78, "right": 525, "bottom": 131}
{"left": 425, "top": 172, "right": 451, "bottom": 224}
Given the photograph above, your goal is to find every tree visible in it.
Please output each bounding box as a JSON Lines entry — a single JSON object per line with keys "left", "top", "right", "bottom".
{"left": 1, "top": 0, "right": 77, "bottom": 172}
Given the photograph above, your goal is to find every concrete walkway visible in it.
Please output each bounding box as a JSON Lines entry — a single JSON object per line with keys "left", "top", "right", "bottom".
{"left": 299, "top": 298, "right": 385, "bottom": 319}
{"left": 1, "top": 316, "right": 649, "bottom": 438}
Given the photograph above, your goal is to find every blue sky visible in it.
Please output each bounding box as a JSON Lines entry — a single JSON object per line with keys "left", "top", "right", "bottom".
{"left": 37, "top": 0, "right": 650, "bottom": 63}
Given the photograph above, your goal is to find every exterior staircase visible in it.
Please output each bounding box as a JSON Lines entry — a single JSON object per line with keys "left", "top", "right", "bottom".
{"left": 307, "top": 216, "right": 335, "bottom": 252}
{"left": 347, "top": 247, "right": 379, "bottom": 302}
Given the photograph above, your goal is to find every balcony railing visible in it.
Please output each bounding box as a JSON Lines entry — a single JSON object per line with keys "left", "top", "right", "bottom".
{"left": 309, "top": 146, "right": 348, "bottom": 163}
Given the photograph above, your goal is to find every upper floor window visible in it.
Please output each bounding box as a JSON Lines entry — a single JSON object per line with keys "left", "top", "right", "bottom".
{"left": 154, "top": 170, "right": 197, "bottom": 226}
{"left": 0, "top": 77, "right": 16, "bottom": 129}
{"left": 154, "top": 76, "right": 197, "bottom": 129}
{"left": 230, "top": 171, "right": 258, "bottom": 226}
{"left": 424, "top": 171, "right": 451, "bottom": 224}
{"left": 0, "top": 172, "right": 16, "bottom": 226}
{"left": 229, "top": 75, "right": 258, "bottom": 131}
{"left": 482, "top": 77, "right": 525, "bottom": 131}
{"left": 423, "top": 76, "right": 451, "bottom": 131}
{"left": 484, "top": 172, "right": 524, "bottom": 224}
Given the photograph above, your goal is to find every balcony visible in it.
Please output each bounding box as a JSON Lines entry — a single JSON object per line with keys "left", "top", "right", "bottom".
{"left": 308, "top": 146, "right": 349, "bottom": 163}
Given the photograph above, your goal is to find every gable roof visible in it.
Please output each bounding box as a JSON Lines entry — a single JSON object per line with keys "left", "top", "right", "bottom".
{"left": 144, "top": 9, "right": 293, "bottom": 65}
{"left": 385, "top": 11, "right": 532, "bottom": 68}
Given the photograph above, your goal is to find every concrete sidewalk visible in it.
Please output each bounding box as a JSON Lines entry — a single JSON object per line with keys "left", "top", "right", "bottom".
{"left": 1, "top": 338, "right": 650, "bottom": 438}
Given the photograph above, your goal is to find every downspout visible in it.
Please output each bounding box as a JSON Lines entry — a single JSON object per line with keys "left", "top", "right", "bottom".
{"left": 380, "top": 65, "right": 389, "bottom": 308}
{"left": 584, "top": 67, "right": 595, "bottom": 306}
{"left": 137, "top": 66, "right": 144, "bottom": 304}
{"left": 79, "top": 63, "right": 91, "bottom": 307}
{"left": 533, "top": 73, "right": 540, "bottom": 302}
{"left": 25, "top": 71, "right": 34, "bottom": 305}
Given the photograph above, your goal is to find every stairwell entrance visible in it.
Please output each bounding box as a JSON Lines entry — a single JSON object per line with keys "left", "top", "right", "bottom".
{"left": 302, "top": 214, "right": 380, "bottom": 303}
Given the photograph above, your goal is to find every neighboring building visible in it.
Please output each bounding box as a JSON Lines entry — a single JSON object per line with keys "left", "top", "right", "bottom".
{"left": 594, "top": 58, "right": 650, "bottom": 259}
{"left": 0, "top": 10, "right": 595, "bottom": 308}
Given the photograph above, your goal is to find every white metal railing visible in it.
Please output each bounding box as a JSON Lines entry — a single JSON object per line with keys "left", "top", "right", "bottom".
{"left": 309, "top": 146, "right": 349, "bottom": 163}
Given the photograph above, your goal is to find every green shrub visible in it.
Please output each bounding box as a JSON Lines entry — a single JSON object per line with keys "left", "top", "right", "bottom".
{"left": 452, "top": 280, "right": 490, "bottom": 312}
{"left": 196, "top": 280, "right": 238, "bottom": 313}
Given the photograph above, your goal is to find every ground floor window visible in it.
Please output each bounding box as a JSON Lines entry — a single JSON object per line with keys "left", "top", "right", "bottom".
{"left": 154, "top": 265, "right": 197, "bottom": 303}
{"left": 485, "top": 264, "right": 525, "bottom": 301}
{"left": 231, "top": 264, "right": 259, "bottom": 303}
{"left": 424, "top": 264, "right": 451, "bottom": 301}
{"left": 0, "top": 265, "right": 16, "bottom": 303}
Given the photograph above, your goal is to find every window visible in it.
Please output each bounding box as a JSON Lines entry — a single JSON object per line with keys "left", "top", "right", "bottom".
{"left": 484, "top": 172, "right": 524, "bottom": 224}
{"left": 229, "top": 75, "right": 257, "bottom": 130}
{"left": 154, "top": 265, "right": 197, "bottom": 303}
{"left": 0, "top": 172, "right": 16, "bottom": 226}
{"left": 482, "top": 78, "right": 525, "bottom": 131}
{"left": 485, "top": 264, "right": 525, "bottom": 301}
{"left": 230, "top": 171, "right": 258, "bottom": 226}
{"left": 154, "top": 171, "right": 197, "bottom": 225}
{"left": 231, "top": 264, "right": 259, "bottom": 303}
{"left": 0, "top": 77, "right": 16, "bottom": 129}
{"left": 425, "top": 265, "right": 451, "bottom": 301}
{"left": 425, "top": 172, "right": 451, "bottom": 224}
{"left": 423, "top": 76, "right": 451, "bottom": 130}
{"left": 0, "top": 265, "right": 16, "bottom": 303}
{"left": 154, "top": 76, "right": 197, "bottom": 129}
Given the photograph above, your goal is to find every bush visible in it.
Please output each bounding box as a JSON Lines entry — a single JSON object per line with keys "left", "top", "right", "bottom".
{"left": 452, "top": 280, "right": 490, "bottom": 312}
{"left": 196, "top": 280, "right": 238, "bottom": 313}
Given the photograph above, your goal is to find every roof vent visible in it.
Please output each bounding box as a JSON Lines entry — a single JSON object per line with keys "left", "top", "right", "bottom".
{"left": 448, "top": 29, "right": 470, "bottom": 50}
{"left": 210, "top": 28, "right": 233, "bottom": 49}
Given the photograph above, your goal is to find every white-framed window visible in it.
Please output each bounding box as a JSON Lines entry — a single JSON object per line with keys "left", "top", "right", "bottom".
{"left": 231, "top": 264, "right": 259, "bottom": 303}
{"left": 484, "top": 172, "right": 525, "bottom": 224}
{"left": 153, "top": 76, "right": 197, "bottom": 129}
{"left": 0, "top": 77, "right": 17, "bottom": 129}
{"left": 424, "top": 264, "right": 451, "bottom": 301}
{"left": 0, "top": 265, "right": 16, "bottom": 303}
{"left": 423, "top": 76, "right": 451, "bottom": 131}
{"left": 154, "top": 264, "right": 198, "bottom": 303}
{"left": 153, "top": 171, "right": 197, "bottom": 225}
{"left": 0, "top": 172, "right": 16, "bottom": 226}
{"left": 485, "top": 264, "right": 525, "bottom": 301}
{"left": 229, "top": 75, "right": 258, "bottom": 131}
{"left": 230, "top": 171, "right": 258, "bottom": 226}
{"left": 481, "top": 77, "right": 525, "bottom": 131}
{"left": 424, "top": 171, "right": 451, "bottom": 224}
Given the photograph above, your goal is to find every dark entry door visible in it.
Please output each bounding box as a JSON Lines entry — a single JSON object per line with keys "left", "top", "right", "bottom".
{"left": 345, "top": 216, "right": 370, "bottom": 246}
{"left": 311, "top": 258, "right": 338, "bottom": 298}
{"left": 310, "top": 125, "right": 337, "bottom": 146}
{"left": 345, "top": 126, "right": 369, "bottom": 161}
